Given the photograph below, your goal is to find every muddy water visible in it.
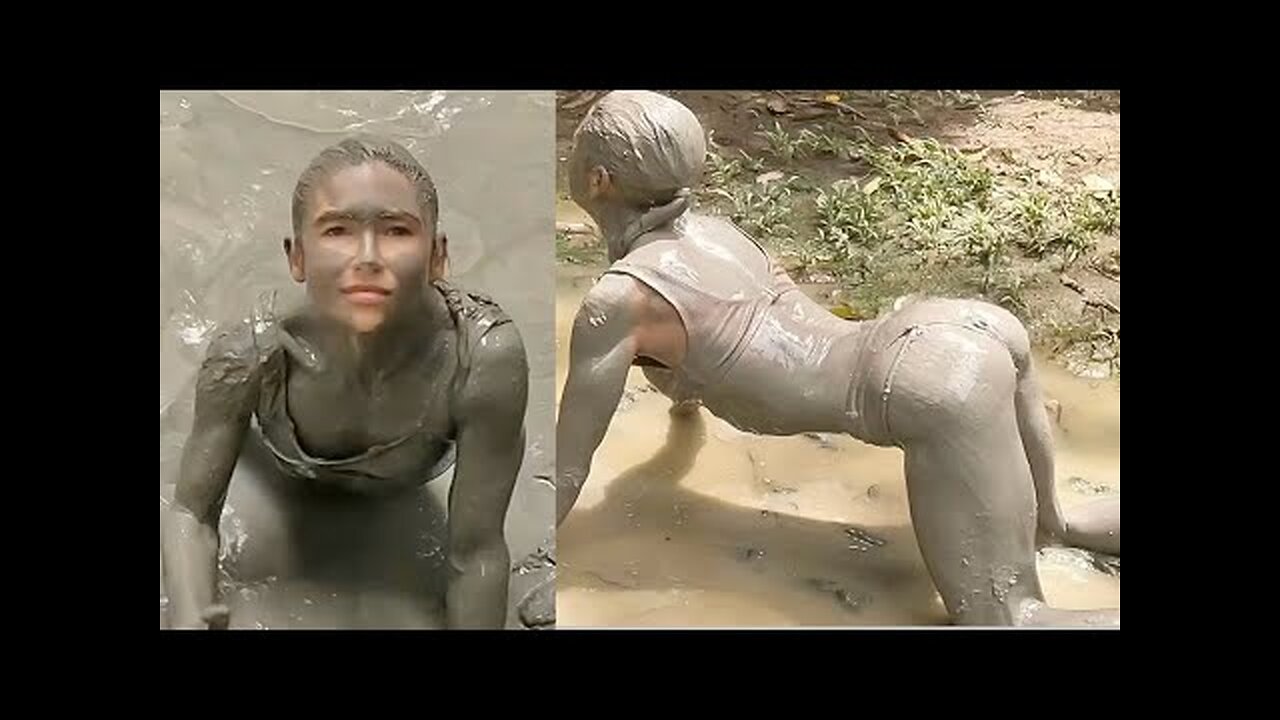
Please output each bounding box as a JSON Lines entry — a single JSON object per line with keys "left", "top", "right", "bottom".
{"left": 160, "top": 91, "right": 555, "bottom": 629}
{"left": 555, "top": 264, "right": 1119, "bottom": 627}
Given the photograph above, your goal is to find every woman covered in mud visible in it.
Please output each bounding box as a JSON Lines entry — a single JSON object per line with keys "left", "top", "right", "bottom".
{"left": 556, "top": 91, "right": 1119, "bottom": 626}
{"left": 162, "top": 136, "right": 528, "bottom": 629}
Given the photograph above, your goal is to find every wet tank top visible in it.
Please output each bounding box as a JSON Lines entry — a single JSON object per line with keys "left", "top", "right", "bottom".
{"left": 248, "top": 279, "right": 511, "bottom": 488}
{"left": 604, "top": 214, "right": 798, "bottom": 390}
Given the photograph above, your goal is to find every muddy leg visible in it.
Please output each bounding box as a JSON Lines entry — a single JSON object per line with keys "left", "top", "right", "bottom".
{"left": 1060, "top": 496, "right": 1120, "bottom": 556}
{"left": 1013, "top": 356, "right": 1120, "bottom": 555}
{"left": 901, "top": 415, "right": 1044, "bottom": 625}
{"left": 888, "top": 327, "right": 1118, "bottom": 626}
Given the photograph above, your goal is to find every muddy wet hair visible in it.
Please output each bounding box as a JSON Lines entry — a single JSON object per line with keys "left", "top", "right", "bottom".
{"left": 574, "top": 91, "right": 707, "bottom": 209}
{"left": 291, "top": 134, "right": 440, "bottom": 237}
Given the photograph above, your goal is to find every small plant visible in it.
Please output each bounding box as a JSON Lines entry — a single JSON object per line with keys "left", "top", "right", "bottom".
{"left": 865, "top": 138, "right": 993, "bottom": 212}
{"left": 704, "top": 150, "right": 743, "bottom": 190}
{"left": 703, "top": 149, "right": 768, "bottom": 194}
{"left": 1070, "top": 190, "right": 1120, "bottom": 234}
{"left": 950, "top": 208, "right": 1012, "bottom": 294}
{"left": 1006, "top": 187, "right": 1055, "bottom": 253}
{"left": 1012, "top": 188, "right": 1053, "bottom": 235}
{"left": 814, "top": 179, "right": 887, "bottom": 253}
{"left": 806, "top": 127, "right": 851, "bottom": 158}
{"left": 713, "top": 176, "right": 799, "bottom": 243}
{"left": 752, "top": 120, "right": 803, "bottom": 159}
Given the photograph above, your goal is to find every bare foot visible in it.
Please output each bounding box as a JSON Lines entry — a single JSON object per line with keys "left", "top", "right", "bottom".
{"left": 202, "top": 604, "right": 231, "bottom": 630}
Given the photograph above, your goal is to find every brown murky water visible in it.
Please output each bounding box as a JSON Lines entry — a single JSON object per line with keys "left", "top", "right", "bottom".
{"left": 555, "top": 264, "right": 1119, "bottom": 627}
{"left": 160, "top": 91, "right": 556, "bottom": 629}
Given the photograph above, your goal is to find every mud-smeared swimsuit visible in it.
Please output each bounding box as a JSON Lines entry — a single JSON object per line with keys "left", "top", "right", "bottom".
{"left": 606, "top": 213, "right": 799, "bottom": 389}
{"left": 604, "top": 210, "right": 1020, "bottom": 447}
{"left": 248, "top": 279, "right": 511, "bottom": 492}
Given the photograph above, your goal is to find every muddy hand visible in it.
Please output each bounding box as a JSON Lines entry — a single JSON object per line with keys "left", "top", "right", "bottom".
{"left": 201, "top": 604, "right": 231, "bottom": 630}
{"left": 670, "top": 398, "right": 702, "bottom": 417}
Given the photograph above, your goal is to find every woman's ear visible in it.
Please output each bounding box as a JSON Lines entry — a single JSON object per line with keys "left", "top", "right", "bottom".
{"left": 429, "top": 232, "right": 449, "bottom": 281}
{"left": 284, "top": 237, "right": 305, "bottom": 282}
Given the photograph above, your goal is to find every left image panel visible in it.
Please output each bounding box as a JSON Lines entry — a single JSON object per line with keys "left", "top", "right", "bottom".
{"left": 160, "top": 91, "right": 557, "bottom": 629}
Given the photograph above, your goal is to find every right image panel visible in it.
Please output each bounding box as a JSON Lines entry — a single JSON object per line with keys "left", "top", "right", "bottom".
{"left": 554, "top": 90, "right": 1120, "bottom": 627}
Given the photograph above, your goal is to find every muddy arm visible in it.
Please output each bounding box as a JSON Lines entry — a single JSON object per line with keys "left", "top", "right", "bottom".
{"left": 447, "top": 322, "right": 528, "bottom": 629}
{"left": 556, "top": 276, "right": 640, "bottom": 525}
{"left": 161, "top": 328, "right": 260, "bottom": 629}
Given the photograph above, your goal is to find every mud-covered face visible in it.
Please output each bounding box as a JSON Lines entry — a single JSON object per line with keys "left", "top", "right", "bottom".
{"left": 288, "top": 162, "right": 445, "bottom": 334}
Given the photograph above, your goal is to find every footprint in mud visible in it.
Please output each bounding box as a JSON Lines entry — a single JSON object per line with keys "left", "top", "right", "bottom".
{"left": 806, "top": 577, "right": 872, "bottom": 612}
{"left": 844, "top": 526, "right": 887, "bottom": 552}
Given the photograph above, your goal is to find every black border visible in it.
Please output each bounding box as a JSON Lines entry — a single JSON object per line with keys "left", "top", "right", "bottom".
{"left": 160, "top": 61, "right": 1121, "bottom": 92}
{"left": 158, "top": 32, "right": 1123, "bottom": 91}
